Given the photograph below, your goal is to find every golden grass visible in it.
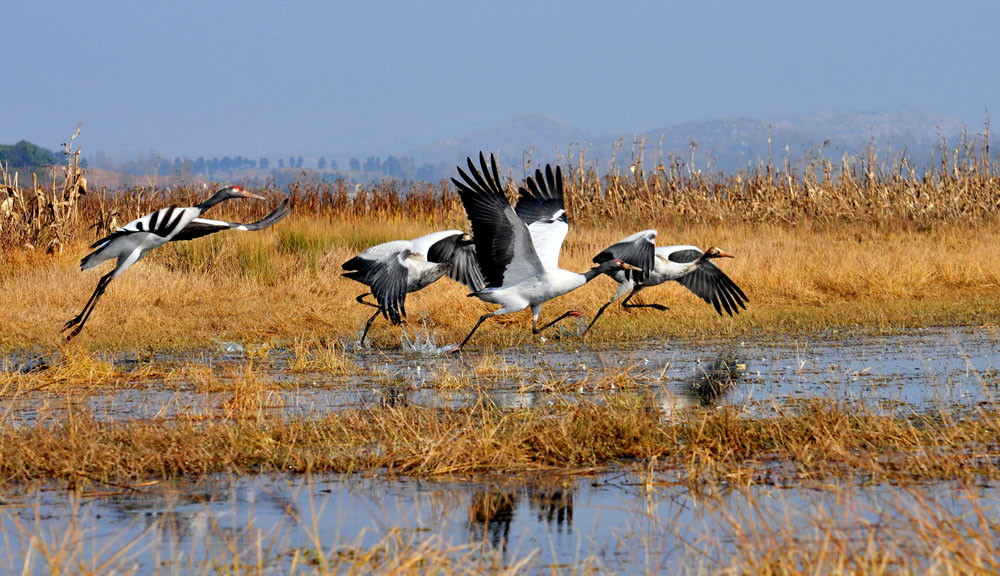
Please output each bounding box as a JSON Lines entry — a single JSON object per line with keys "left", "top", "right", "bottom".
{"left": 4, "top": 145, "right": 1000, "bottom": 574}
{"left": 0, "top": 138, "right": 998, "bottom": 351}
{"left": 1, "top": 216, "right": 998, "bottom": 353}
{"left": 0, "top": 393, "right": 998, "bottom": 486}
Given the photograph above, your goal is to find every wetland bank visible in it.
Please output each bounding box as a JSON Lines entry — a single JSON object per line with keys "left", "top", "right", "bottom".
{"left": 1, "top": 147, "right": 1000, "bottom": 573}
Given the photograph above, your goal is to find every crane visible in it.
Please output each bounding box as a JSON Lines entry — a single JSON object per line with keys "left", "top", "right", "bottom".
{"left": 583, "top": 229, "right": 748, "bottom": 334}
{"left": 63, "top": 186, "right": 291, "bottom": 340}
{"left": 450, "top": 153, "right": 639, "bottom": 352}
{"left": 342, "top": 230, "right": 485, "bottom": 342}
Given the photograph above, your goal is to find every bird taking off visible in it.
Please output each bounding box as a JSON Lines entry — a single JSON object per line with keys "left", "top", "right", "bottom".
{"left": 342, "top": 230, "right": 485, "bottom": 343}
{"left": 63, "top": 186, "right": 292, "bottom": 340}
{"left": 584, "top": 229, "right": 748, "bottom": 334}
{"left": 450, "top": 152, "right": 639, "bottom": 352}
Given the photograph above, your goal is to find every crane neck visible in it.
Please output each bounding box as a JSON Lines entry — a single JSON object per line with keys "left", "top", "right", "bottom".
{"left": 581, "top": 265, "right": 605, "bottom": 283}
{"left": 196, "top": 190, "right": 232, "bottom": 212}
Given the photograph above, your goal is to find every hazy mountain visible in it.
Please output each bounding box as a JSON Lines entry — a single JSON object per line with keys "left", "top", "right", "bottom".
{"left": 411, "top": 110, "right": 974, "bottom": 176}
{"left": 408, "top": 114, "right": 592, "bottom": 167}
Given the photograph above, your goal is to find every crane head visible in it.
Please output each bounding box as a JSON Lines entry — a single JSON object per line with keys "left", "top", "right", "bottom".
{"left": 226, "top": 185, "right": 266, "bottom": 201}
{"left": 597, "top": 258, "right": 641, "bottom": 272}
{"left": 704, "top": 247, "right": 734, "bottom": 259}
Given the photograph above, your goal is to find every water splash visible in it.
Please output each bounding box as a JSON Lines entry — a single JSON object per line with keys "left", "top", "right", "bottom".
{"left": 400, "top": 320, "right": 450, "bottom": 354}
{"left": 342, "top": 324, "right": 373, "bottom": 352}
{"left": 214, "top": 340, "right": 245, "bottom": 355}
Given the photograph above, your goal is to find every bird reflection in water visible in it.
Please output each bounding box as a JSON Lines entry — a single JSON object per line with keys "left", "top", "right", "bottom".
{"left": 528, "top": 483, "right": 573, "bottom": 532}
{"left": 468, "top": 490, "right": 517, "bottom": 551}
{"left": 683, "top": 353, "right": 745, "bottom": 406}
{"left": 468, "top": 481, "right": 578, "bottom": 552}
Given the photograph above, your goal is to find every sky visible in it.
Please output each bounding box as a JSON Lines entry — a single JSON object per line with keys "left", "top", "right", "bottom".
{"left": 5, "top": 1, "right": 999, "bottom": 160}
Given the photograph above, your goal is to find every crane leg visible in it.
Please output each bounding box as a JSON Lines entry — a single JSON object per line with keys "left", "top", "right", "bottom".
{"left": 582, "top": 299, "right": 616, "bottom": 335}
{"left": 621, "top": 290, "right": 668, "bottom": 311}
{"left": 360, "top": 309, "right": 381, "bottom": 343}
{"left": 63, "top": 271, "right": 114, "bottom": 341}
{"left": 533, "top": 310, "right": 583, "bottom": 335}
{"left": 356, "top": 293, "right": 379, "bottom": 308}
{"left": 452, "top": 311, "right": 496, "bottom": 353}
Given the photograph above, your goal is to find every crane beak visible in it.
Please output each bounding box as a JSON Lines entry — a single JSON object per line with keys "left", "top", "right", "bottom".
{"left": 621, "top": 263, "right": 641, "bottom": 271}
{"left": 240, "top": 190, "right": 266, "bottom": 200}
{"left": 717, "top": 251, "right": 735, "bottom": 259}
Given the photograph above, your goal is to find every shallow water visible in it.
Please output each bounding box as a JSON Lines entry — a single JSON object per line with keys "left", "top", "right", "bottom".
{"left": 2, "top": 327, "right": 1000, "bottom": 572}
{"left": 3, "top": 326, "right": 998, "bottom": 424}
{"left": 2, "top": 470, "right": 998, "bottom": 574}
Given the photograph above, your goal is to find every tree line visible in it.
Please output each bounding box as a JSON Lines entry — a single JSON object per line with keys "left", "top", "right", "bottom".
{"left": 0, "top": 140, "right": 86, "bottom": 173}
{"left": 90, "top": 152, "right": 453, "bottom": 181}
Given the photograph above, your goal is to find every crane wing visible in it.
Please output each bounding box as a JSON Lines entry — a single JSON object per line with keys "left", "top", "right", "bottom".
{"left": 90, "top": 205, "right": 191, "bottom": 248}
{"left": 593, "top": 230, "right": 657, "bottom": 282}
{"left": 676, "top": 261, "right": 749, "bottom": 317}
{"left": 369, "top": 250, "right": 410, "bottom": 324}
{"left": 426, "top": 232, "right": 486, "bottom": 292}
{"left": 516, "top": 164, "right": 567, "bottom": 270}
{"left": 452, "top": 153, "right": 544, "bottom": 288}
{"left": 170, "top": 197, "right": 292, "bottom": 242}
{"left": 343, "top": 248, "right": 410, "bottom": 324}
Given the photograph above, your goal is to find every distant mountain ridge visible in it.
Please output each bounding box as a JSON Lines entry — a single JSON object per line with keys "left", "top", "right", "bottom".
{"left": 410, "top": 110, "right": 976, "bottom": 175}
{"left": 411, "top": 114, "right": 592, "bottom": 165}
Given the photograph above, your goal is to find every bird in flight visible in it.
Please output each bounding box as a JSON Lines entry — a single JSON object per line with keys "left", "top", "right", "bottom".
{"left": 584, "top": 229, "right": 748, "bottom": 334}
{"left": 342, "top": 229, "right": 484, "bottom": 343}
{"left": 63, "top": 186, "right": 291, "bottom": 340}
{"left": 450, "top": 153, "right": 639, "bottom": 352}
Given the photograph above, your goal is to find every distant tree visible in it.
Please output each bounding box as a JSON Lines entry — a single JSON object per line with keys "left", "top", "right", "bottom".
{"left": 278, "top": 158, "right": 285, "bottom": 169}
{"left": 349, "top": 157, "right": 360, "bottom": 171}
{"left": 384, "top": 155, "right": 401, "bottom": 177}
{"left": 295, "top": 156, "right": 304, "bottom": 168}
{"left": 363, "top": 156, "right": 381, "bottom": 172}
{"left": 329, "top": 159, "right": 338, "bottom": 170}
{"left": 318, "top": 157, "right": 327, "bottom": 170}
{"left": 0, "top": 140, "right": 61, "bottom": 172}
{"left": 259, "top": 157, "right": 269, "bottom": 170}
{"left": 288, "top": 156, "right": 295, "bottom": 169}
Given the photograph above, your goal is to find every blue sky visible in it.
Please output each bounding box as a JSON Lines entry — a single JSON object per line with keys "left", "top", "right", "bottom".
{"left": 5, "top": 1, "right": 998, "bottom": 158}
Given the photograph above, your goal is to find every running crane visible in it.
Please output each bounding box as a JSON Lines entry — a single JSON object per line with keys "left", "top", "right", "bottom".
{"left": 342, "top": 230, "right": 485, "bottom": 342}
{"left": 451, "top": 153, "right": 639, "bottom": 352}
{"left": 63, "top": 186, "right": 292, "bottom": 340}
{"left": 583, "top": 230, "right": 748, "bottom": 334}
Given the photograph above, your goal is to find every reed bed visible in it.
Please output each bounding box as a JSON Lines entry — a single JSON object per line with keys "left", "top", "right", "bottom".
{"left": 1, "top": 216, "right": 997, "bottom": 352}
{"left": 3, "top": 131, "right": 1000, "bottom": 253}
{"left": 0, "top": 135, "right": 997, "bottom": 351}
{"left": 0, "top": 393, "right": 998, "bottom": 486}
{"left": 1, "top": 134, "right": 999, "bottom": 347}
{"left": 5, "top": 477, "right": 1000, "bottom": 574}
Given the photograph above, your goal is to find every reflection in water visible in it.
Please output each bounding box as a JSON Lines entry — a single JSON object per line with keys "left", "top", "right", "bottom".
{"left": 682, "top": 353, "right": 745, "bottom": 406}
{"left": 469, "top": 490, "right": 517, "bottom": 551}
{"left": 528, "top": 484, "right": 573, "bottom": 532}
{"left": 5, "top": 472, "right": 1000, "bottom": 574}
{"left": 467, "top": 480, "right": 578, "bottom": 555}
{"left": 94, "top": 480, "right": 300, "bottom": 558}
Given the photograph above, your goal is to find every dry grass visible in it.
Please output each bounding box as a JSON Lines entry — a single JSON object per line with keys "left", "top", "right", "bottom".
{"left": 4, "top": 138, "right": 1000, "bottom": 574}
{"left": 1, "top": 138, "right": 999, "bottom": 351}
{"left": 0, "top": 393, "right": 998, "bottom": 486}
{"left": 0, "top": 128, "right": 88, "bottom": 254}
{"left": 1, "top": 217, "right": 998, "bottom": 353}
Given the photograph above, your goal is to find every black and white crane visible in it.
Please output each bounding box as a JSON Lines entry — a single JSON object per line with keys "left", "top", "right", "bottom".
{"left": 342, "top": 230, "right": 485, "bottom": 342}
{"left": 450, "top": 153, "right": 639, "bottom": 352}
{"left": 583, "top": 229, "right": 748, "bottom": 334}
{"left": 63, "top": 186, "right": 292, "bottom": 340}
